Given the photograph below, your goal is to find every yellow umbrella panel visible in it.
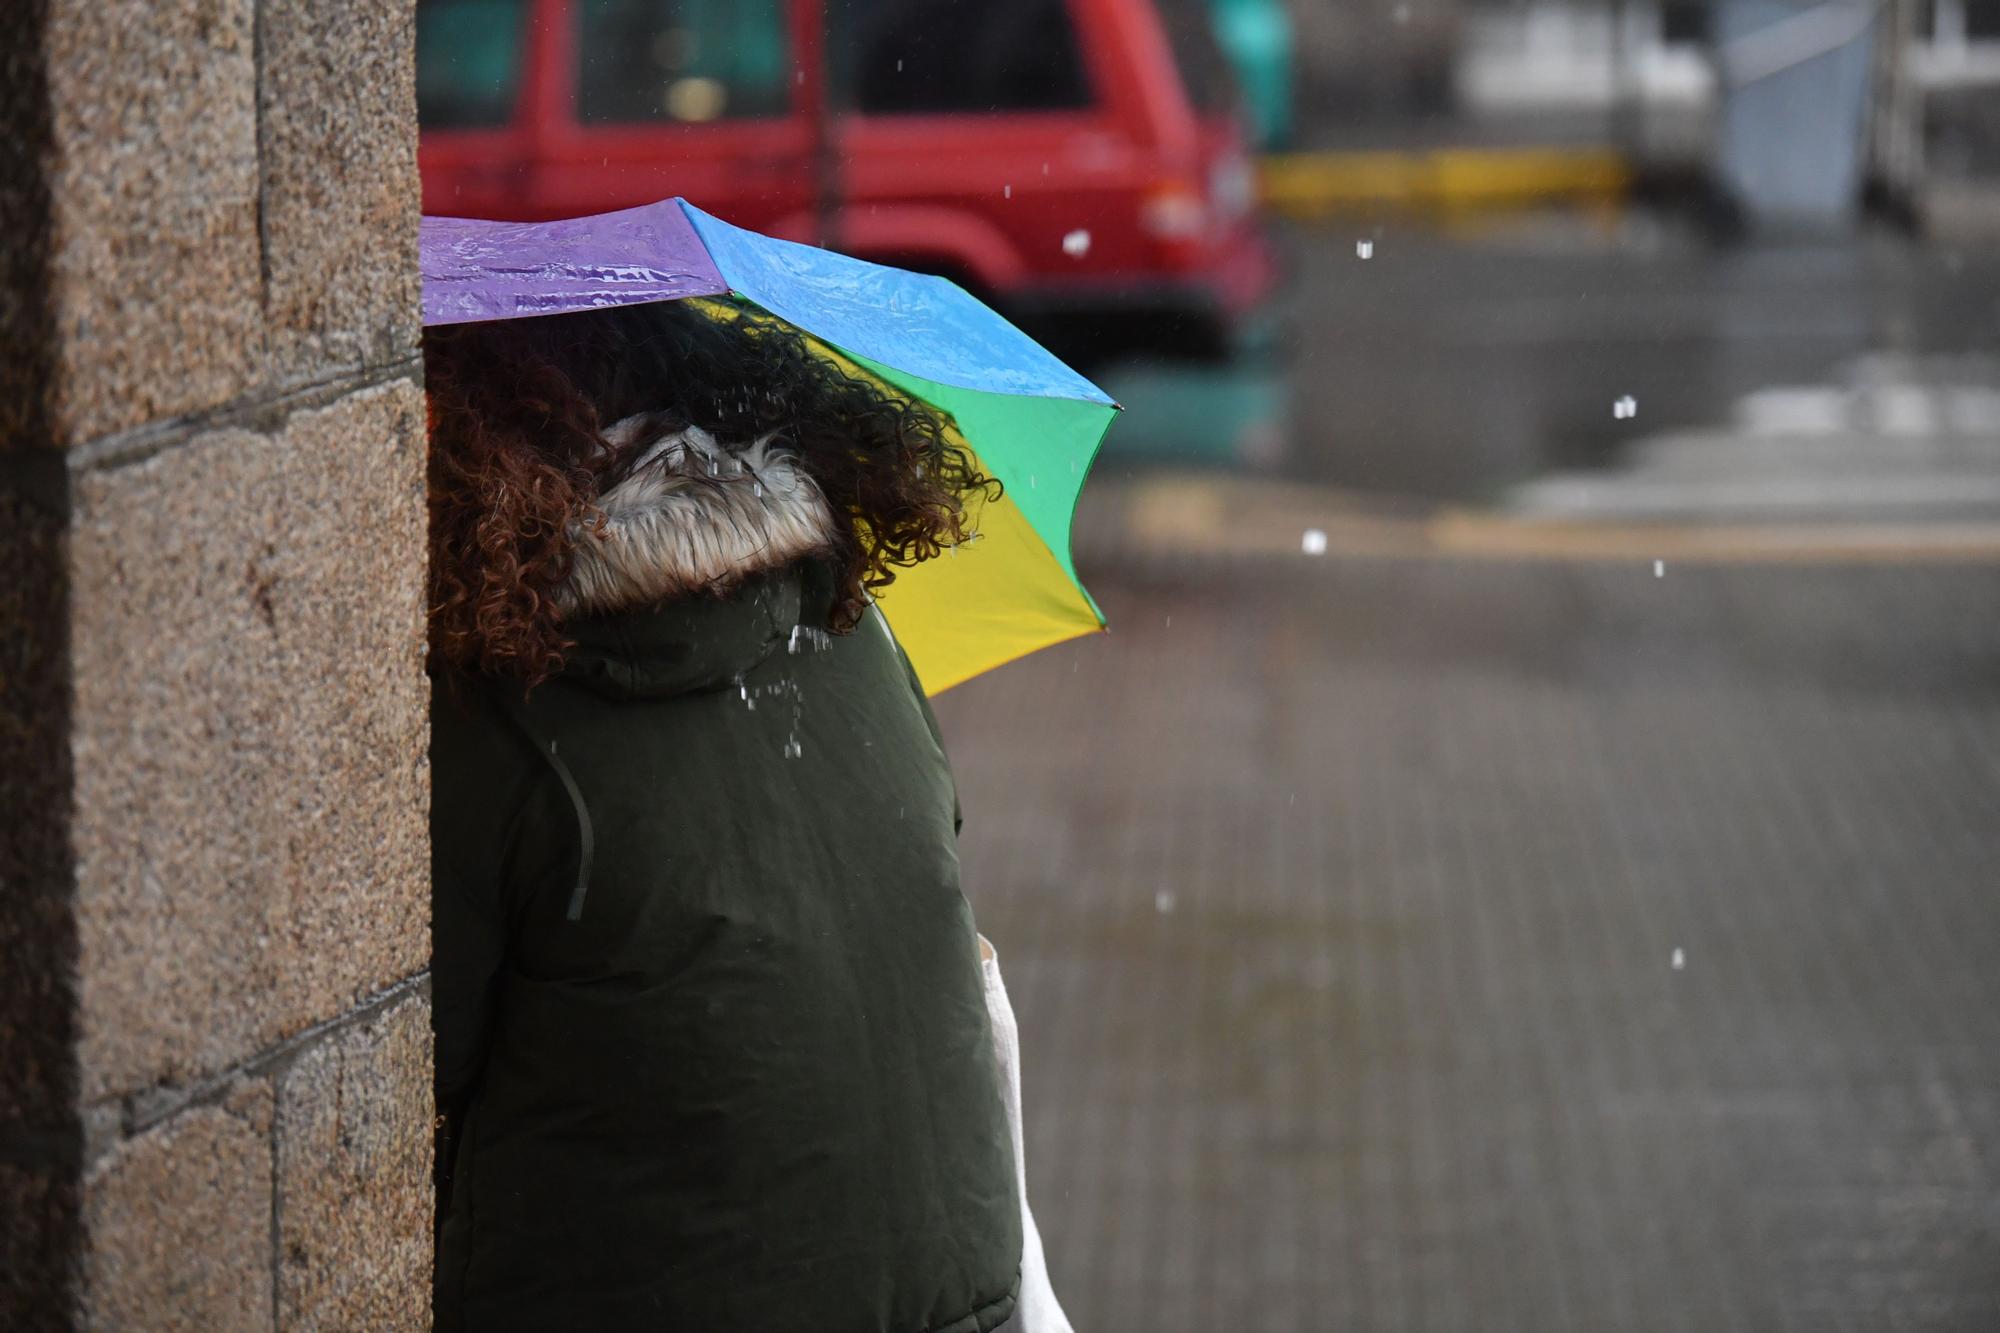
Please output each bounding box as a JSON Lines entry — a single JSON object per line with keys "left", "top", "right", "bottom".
{"left": 685, "top": 290, "right": 1116, "bottom": 696}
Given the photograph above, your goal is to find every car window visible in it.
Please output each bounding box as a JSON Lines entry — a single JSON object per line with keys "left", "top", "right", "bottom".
{"left": 416, "top": 0, "right": 527, "bottom": 129}
{"left": 832, "top": 0, "right": 1093, "bottom": 115}
{"left": 576, "top": 0, "right": 791, "bottom": 124}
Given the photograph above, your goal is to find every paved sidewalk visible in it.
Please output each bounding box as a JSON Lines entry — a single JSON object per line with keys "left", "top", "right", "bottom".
{"left": 935, "top": 489, "right": 2000, "bottom": 1332}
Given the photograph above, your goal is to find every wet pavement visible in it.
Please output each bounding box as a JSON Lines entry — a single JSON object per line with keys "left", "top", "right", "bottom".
{"left": 936, "top": 220, "right": 2000, "bottom": 1331}
{"left": 939, "top": 527, "right": 2000, "bottom": 1332}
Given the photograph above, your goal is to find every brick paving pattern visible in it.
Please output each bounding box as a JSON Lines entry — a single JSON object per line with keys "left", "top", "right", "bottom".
{"left": 935, "top": 524, "right": 2000, "bottom": 1332}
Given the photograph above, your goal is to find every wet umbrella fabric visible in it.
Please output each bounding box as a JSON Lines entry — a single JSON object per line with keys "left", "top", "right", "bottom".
{"left": 421, "top": 198, "right": 1115, "bottom": 694}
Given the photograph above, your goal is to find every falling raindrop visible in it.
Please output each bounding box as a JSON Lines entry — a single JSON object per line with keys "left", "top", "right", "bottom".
{"left": 1302, "top": 528, "right": 1328, "bottom": 556}
{"left": 784, "top": 737, "right": 803, "bottom": 759}
{"left": 1003, "top": 184, "right": 1012, "bottom": 200}
{"left": 1614, "top": 395, "right": 1638, "bottom": 420}
{"left": 896, "top": 58, "right": 903, "bottom": 72}
{"left": 1670, "top": 947, "right": 1686, "bottom": 970}
{"left": 1356, "top": 239, "right": 1374, "bottom": 259}
{"left": 1062, "top": 229, "right": 1091, "bottom": 257}
{"left": 1155, "top": 890, "right": 1176, "bottom": 914}
{"left": 1165, "top": 615, "right": 1172, "bottom": 628}
{"left": 1653, "top": 559, "right": 1665, "bottom": 578}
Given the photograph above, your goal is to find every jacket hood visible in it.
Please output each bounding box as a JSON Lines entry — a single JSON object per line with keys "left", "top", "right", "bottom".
{"left": 555, "top": 415, "right": 842, "bottom": 701}
{"left": 557, "top": 415, "right": 840, "bottom": 620}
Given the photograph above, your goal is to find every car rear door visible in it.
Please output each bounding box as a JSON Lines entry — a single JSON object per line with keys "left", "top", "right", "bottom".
{"left": 523, "top": 0, "right": 818, "bottom": 235}
{"left": 826, "top": 0, "right": 1138, "bottom": 297}
{"left": 418, "top": 0, "right": 541, "bottom": 217}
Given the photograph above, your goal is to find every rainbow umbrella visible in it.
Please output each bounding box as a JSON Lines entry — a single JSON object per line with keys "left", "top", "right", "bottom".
{"left": 422, "top": 198, "right": 1114, "bottom": 695}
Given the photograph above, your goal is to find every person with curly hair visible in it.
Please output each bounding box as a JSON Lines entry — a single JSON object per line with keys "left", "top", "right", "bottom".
{"left": 425, "top": 299, "right": 1037, "bottom": 1332}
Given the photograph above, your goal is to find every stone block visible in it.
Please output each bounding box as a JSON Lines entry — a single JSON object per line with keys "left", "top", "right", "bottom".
{"left": 41, "top": 0, "right": 262, "bottom": 445}
{"left": 79, "top": 1081, "right": 273, "bottom": 1331}
{"left": 0, "top": 472, "right": 78, "bottom": 1129}
{"left": 68, "top": 379, "right": 429, "bottom": 1100}
{"left": 276, "top": 990, "right": 433, "bottom": 1330}
{"left": 0, "top": 1160, "right": 79, "bottom": 1327}
{"left": 259, "top": 0, "right": 421, "bottom": 380}
{"left": 0, "top": 0, "right": 59, "bottom": 451}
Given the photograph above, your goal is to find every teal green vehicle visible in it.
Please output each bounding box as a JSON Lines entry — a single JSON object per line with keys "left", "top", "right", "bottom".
{"left": 1213, "top": 0, "right": 1294, "bottom": 148}
{"left": 1158, "top": 0, "right": 1293, "bottom": 149}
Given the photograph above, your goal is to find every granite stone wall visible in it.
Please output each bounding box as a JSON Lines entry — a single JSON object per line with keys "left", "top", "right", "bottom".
{"left": 1, "top": 2, "right": 432, "bottom": 1326}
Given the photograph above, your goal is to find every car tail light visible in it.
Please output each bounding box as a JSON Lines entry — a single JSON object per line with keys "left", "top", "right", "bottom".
{"left": 1140, "top": 183, "right": 1210, "bottom": 242}
{"left": 1209, "top": 152, "right": 1255, "bottom": 222}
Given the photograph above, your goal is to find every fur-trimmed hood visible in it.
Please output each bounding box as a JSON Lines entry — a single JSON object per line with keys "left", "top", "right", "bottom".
{"left": 556, "top": 414, "right": 840, "bottom": 619}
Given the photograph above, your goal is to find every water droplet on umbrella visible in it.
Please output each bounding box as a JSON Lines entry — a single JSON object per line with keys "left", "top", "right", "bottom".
{"left": 1356, "top": 239, "right": 1374, "bottom": 259}
{"left": 1062, "top": 229, "right": 1092, "bottom": 257}
{"left": 1302, "top": 528, "right": 1328, "bottom": 555}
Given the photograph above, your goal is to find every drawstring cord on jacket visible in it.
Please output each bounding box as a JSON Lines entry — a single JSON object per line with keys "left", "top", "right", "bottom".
{"left": 490, "top": 688, "right": 596, "bottom": 922}
{"left": 542, "top": 739, "right": 594, "bottom": 922}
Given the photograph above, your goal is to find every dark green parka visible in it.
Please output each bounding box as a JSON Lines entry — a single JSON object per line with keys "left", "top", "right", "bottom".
{"left": 430, "top": 427, "right": 1021, "bottom": 1332}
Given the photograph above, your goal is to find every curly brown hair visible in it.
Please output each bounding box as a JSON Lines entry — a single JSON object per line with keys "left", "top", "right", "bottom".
{"left": 424, "top": 299, "right": 1000, "bottom": 682}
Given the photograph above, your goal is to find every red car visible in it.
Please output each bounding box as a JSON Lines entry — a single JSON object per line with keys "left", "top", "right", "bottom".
{"left": 417, "top": 0, "right": 1275, "bottom": 359}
